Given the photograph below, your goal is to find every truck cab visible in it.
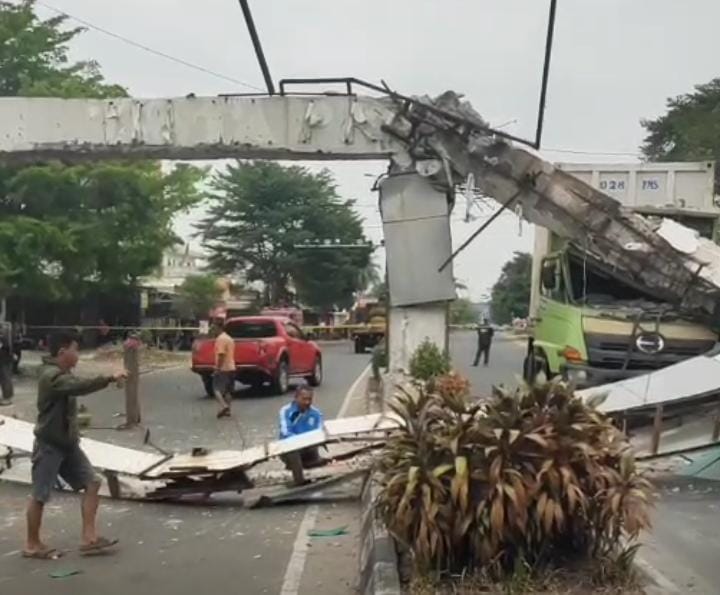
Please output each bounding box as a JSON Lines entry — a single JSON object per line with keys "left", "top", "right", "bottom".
{"left": 529, "top": 161, "right": 720, "bottom": 388}
{"left": 533, "top": 246, "right": 718, "bottom": 387}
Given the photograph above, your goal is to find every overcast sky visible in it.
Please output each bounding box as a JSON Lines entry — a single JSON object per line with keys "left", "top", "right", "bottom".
{"left": 31, "top": 0, "right": 720, "bottom": 300}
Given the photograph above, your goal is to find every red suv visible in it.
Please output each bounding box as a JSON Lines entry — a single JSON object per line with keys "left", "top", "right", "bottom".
{"left": 191, "top": 317, "right": 322, "bottom": 396}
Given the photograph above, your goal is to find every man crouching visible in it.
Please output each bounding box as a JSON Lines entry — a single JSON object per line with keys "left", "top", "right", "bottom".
{"left": 23, "top": 333, "right": 127, "bottom": 560}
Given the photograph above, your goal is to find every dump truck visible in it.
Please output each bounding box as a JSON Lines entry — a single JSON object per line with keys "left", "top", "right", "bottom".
{"left": 528, "top": 161, "right": 719, "bottom": 388}
{"left": 350, "top": 299, "right": 387, "bottom": 354}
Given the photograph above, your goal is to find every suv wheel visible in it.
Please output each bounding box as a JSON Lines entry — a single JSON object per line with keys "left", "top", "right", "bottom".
{"left": 200, "top": 373, "right": 214, "bottom": 398}
{"left": 272, "top": 359, "right": 289, "bottom": 395}
{"left": 307, "top": 357, "right": 323, "bottom": 387}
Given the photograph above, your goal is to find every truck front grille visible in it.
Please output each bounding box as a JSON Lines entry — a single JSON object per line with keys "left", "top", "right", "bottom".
{"left": 585, "top": 334, "right": 716, "bottom": 370}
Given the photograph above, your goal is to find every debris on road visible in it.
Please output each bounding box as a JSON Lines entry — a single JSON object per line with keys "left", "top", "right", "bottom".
{"left": 308, "top": 526, "right": 348, "bottom": 537}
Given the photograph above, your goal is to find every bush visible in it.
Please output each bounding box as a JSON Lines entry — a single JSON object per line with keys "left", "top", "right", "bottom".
{"left": 371, "top": 341, "right": 388, "bottom": 381}
{"left": 376, "top": 375, "right": 654, "bottom": 579}
{"left": 408, "top": 339, "right": 450, "bottom": 381}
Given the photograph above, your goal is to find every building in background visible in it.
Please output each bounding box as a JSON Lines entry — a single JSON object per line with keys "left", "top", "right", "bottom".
{"left": 142, "top": 244, "right": 205, "bottom": 294}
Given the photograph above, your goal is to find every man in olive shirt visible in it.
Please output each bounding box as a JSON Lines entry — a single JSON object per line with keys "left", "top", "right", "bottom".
{"left": 24, "top": 333, "right": 126, "bottom": 560}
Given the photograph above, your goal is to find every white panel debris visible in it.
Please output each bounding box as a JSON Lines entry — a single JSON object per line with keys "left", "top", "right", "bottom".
{"left": 580, "top": 352, "right": 720, "bottom": 414}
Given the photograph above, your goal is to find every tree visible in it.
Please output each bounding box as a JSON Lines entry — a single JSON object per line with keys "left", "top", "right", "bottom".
{"left": 0, "top": 2, "right": 204, "bottom": 301}
{"left": 450, "top": 297, "right": 476, "bottom": 325}
{"left": 0, "top": 1, "right": 126, "bottom": 98}
{"left": 200, "top": 161, "right": 371, "bottom": 311}
{"left": 490, "top": 252, "right": 531, "bottom": 324}
{"left": 174, "top": 274, "right": 223, "bottom": 320}
{"left": 641, "top": 78, "right": 720, "bottom": 193}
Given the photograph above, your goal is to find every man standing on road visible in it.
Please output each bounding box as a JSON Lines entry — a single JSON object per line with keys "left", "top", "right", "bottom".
{"left": 278, "top": 384, "right": 324, "bottom": 468}
{"left": 0, "top": 325, "right": 13, "bottom": 405}
{"left": 24, "top": 332, "right": 127, "bottom": 560}
{"left": 214, "top": 321, "right": 235, "bottom": 418}
{"left": 472, "top": 318, "right": 495, "bottom": 367}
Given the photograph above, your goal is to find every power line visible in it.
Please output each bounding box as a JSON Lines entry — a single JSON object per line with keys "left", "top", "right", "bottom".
{"left": 36, "top": 1, "right": 264, "bottom": 92}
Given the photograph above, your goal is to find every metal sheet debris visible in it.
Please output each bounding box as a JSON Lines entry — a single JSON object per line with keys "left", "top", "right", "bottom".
{"left": 0, "top": 412, "right": 401, "bottom": 503}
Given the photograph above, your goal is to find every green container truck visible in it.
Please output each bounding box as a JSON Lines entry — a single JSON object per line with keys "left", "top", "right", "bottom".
{"left": 527, "top": 161, "right": 719, "bottom": 388}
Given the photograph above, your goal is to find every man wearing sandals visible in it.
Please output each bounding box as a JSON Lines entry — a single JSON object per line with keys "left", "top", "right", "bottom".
{"left": 23, "top": 333, "right": 127, "bottom": 559}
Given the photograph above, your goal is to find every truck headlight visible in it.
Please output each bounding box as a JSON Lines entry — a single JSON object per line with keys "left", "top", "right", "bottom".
{"left": 566, "top": 369, "right": 587, "bottom": 383}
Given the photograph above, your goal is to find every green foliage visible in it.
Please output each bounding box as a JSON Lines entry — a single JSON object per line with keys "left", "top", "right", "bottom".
{"left": 0, "top": 1, "right": 126, "bottom": 98}
{"left": 490, "top": 252, "right": 531, "bottom": 325}
{"left": 199, "top": 161, "right": 371, "bottom": 311}
{"left": 371, "top": 340, "right": 388, "bottom": 381}
{"left": 174, "top": 274, "right": 223, "bottom": 320}
{"left": 369, "top": 277, "right": 388, "bottom": 301}
{"left": 0, "top": 2, "right": 205, "bottom": 299}
{"left": 641, "top": 78, "right": 720, "bottom": 193}
{"left": 0, "top": 162, "right": 204, "bottom": 299}
{"left": 408, "top": 339, "right": 450, "bottom": 381}
{"left": 450, "top": 297, "right": 476, "bottom": 325}
{"left": 377, "top": 376, "right": 654, "bottom": 579}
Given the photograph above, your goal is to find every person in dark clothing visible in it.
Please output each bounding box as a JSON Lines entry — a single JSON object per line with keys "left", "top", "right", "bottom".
{"left": 0, "top": 328, "right": 13, "bottom": 405}
{"left": 23, "top": 332, "right": 126, "bottom": 560}
{"left": 472, "top": 319, "right": 495, "bottom": 367}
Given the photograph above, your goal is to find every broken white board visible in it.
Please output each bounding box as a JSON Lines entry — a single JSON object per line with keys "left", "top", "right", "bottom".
{"left": 579, "top": 353, "right": 720, "bottom": 413}
{"left": 324, "top": 413, "right": 401, "bottom": 437}
{"left": 143, "top": 413, "right": 404, "bottom": 479}
{"left": 0, "top": 415, "right": 163, "bottom": 476}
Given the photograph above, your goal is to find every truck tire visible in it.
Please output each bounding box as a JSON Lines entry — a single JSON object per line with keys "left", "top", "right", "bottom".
{"left": 523, "top": 351, "right": 549, "bottom": 383}
{"left": 307, "top": 357, "right": 323, "bottom": 387}
{"left": 200, "top": 372, "right": 214, "bottom": 398}
{"left": 271, "top": 359, "right": 290, "bottom": 395}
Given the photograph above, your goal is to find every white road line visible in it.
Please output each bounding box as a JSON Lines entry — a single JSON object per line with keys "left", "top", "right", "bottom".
{"left": 279, "top": 504, "right": 319, "bottom": 595}
{"left": 279, "top": 363, "right": 370, "bottom": 595}
{"left": 337, "top": 363, "right": 371, "bottom": 419}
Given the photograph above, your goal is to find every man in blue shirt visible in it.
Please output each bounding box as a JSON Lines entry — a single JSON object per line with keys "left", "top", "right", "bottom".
{"left": 278, "top": 384, "right": 324, "bottom": 469}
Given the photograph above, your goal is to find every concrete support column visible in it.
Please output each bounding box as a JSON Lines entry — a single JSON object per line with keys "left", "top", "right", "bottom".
{"left": 379, "top": 173, "right": 455, "bottom": 373}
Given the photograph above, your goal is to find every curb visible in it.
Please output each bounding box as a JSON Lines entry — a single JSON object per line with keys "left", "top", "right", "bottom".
{"left": 359, "top": 477, "right": 402, "bottom": 595}
{"left": 634, "top": 554, "right": 682, "bottom": 594}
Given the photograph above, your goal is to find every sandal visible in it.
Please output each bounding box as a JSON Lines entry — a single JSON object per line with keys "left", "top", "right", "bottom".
{"left": 80, "top": 536, "right": 118, "bottom": 556}
{"left": 216, "top": 407, "right": 231, "bottom": 419}
{"left": 22, "top": 547, "right": 63, "bottom": 560}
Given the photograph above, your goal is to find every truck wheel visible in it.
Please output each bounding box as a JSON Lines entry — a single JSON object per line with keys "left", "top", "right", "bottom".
{"left": 523, "top": 352, "right": 549, "bottom": 383}
{"left": 200, "top": 373, "right": 214, "bottom": 398}
{"left": 307, "top": 357, "right": 323, "bottom": 387}
{"left": 272, "top": 359, "right": 289, "bottom": 395}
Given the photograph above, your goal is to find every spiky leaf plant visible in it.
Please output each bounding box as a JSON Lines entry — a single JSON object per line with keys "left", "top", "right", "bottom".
{"left": 376, "top": 374, "right": 654, "bottom": 578}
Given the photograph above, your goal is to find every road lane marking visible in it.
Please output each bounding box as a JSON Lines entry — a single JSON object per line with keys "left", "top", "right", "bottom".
{"left": 279, "top": 363, "right": 370, "bottom": 594}
{"left": 337, "top": 363, "right": 371, "bottom": 418}
{"left": 280, "top": 505, "right": 319, "bottom": 595}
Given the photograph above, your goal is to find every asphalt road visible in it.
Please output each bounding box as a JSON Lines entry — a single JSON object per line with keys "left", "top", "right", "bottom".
{"left": 3, "top": 335, "right": 719, "bottom": 594}
{"left": 0, "top": 341, "right": 370, "bottom": 595}
{"left": 449, "top": 330, "right": 526, "bottom": 396}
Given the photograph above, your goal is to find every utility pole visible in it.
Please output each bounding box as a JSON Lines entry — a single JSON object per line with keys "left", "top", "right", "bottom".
{"left": 121, "top": 334, "right": 142, "bottom": 427}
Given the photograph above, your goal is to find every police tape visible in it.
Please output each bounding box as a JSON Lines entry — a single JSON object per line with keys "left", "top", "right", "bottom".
{"left": 22, "top": 324, "right": 386, "bottom": 334}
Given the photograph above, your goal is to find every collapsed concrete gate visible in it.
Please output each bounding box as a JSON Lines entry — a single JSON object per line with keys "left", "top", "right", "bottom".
{"left": 3, "top": 84, "right": 720, "bottom": 371}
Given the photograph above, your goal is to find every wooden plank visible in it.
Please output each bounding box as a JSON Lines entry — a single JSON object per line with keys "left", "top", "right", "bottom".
{"left": 246, "top": 468, "right": 368, "bottom": 508}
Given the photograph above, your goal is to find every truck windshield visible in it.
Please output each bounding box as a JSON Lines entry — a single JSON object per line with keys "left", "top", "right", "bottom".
{"left": 226, "top": 321, "right": 277, "bottom": 339}
{"left": 567, "top": 253, "right": 660, "bottom": 305}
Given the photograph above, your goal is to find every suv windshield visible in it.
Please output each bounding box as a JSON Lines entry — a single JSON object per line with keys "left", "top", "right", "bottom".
{"left": 226, "top": 321, "right": 277, "bottom": 339}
